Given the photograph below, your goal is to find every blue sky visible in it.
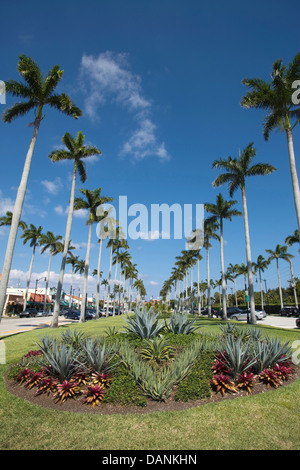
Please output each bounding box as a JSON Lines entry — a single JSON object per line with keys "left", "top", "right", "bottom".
{"left": 0, "top": 0, "right": 299, "bottom": 300}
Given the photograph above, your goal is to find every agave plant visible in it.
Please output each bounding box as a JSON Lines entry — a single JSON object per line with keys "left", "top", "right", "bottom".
{"left": 60, "top": 328, "right": 86, "bottom": 349}
{"left": 139, "top": 336, "right": 175, "bottom": 364}
{"left": 216, "top": 335, "right": 257, "bottom": 380}
{"left": 39, "top": 339, "right": 81, "bottom": 382}
{"left": 166, "top": 311, "right": 200, "bottom": 335}
{"left": 123, "top": 306, "right": 165, "bottom": 339}
{"left": 252, "top": 336, "right": 293, "bottom": 374}
{"left": 79, "top": 338, "right": 118, "bottom": 374}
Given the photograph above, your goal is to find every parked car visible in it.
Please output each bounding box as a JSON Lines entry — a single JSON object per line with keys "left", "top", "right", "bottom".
{"left": 296, "top": 317, "right": 300, "bottom": 328}
{"left": 201, "top": 307, "right": 218, "bottom": 316}
{"left": 19, "top": 308, "right": 38, "bottom": 318}
{"left": 230, "top": 309, "right": 264, "bottom": 321}
{"left": 279, "top": 306, "right": 299, "bottom": 317}
{"left": 36, "top": 310, "right": 49, "bottom": 317}
{"left": 64, "top": 309, "right": 94, "bottom": 321}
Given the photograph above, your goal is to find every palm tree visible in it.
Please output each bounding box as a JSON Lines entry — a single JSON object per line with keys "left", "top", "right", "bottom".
{"left": 205, "top": 193, "right": 242, "bottom": 320}
{"left": 118, "top": 250, "right": 132, "bottom": 313}
{"left": 105, "top": 226, "right": 125, "bottom": 317}
{"left": 252, "top": 255, "right": 270, "bottom": 310}
{"left": 49, "top": 131, "right": 101, "bottom": 327}
{"left": 285, "top": 229, "right": 300, "bottom": 253}
{"left": 241, "top": 54, "right": 300, "bottom": 242}
{"left": 39, "top": 231, "right": 63, "bottom": 312}
{"left": 212, "top": 143, "right": 276, "bottom": 323}
{"left": 101, "top": 278, "right": 108, "bottom": 306}
{"left": 21, "top": 224, "right": 43, "bottom": 311}
{"left": 0, "top": 211, "right": 27, "bottom": 230}
{"left": 203, "top": 219, "right": 220, "bottom": 317}
{"left": 74, "top": 188, "right": 113, "bottom": 322}
{"left": 0, "top": 55, "right": 81, "bottom": 323}
{"left": 226, "top": 263, "right": 240, "bottom": 307}
{"left": 74, "top": 259, "right": 85, "bottom": 309}
{"left": 265, "top": 244, "right": 293, "bottom": 309}
{"left": 66, "top": 254, "right": 79, "bottom": 308}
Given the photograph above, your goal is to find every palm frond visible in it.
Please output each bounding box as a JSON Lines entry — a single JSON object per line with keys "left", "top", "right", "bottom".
{"left": 2, "top": 101, "right": 36, "bottom": 123}
{"left": 46, "top": 93, "right": 82, "bottom": 119}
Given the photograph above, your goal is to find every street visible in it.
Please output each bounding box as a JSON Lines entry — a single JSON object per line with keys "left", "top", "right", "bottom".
{"left": 0, "top": 315, "right": 73, "bottom": 338}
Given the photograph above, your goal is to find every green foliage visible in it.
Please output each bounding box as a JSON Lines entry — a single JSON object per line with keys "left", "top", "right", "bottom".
{"left": 123, "top": 306, "right": 165, "bottom": 339}
{"left": 139, "top": 336, "right": 175, "bottom": 364}
{"left": 166, "top": 311, "right": 200, "bottom": 335}
{"left": 217, "top": 335, "right": 257, "bottom": 380}
{"left": 175, "top": 351, "right": 214, "bottom": 401}
{"left": 79, "top": 338, "right": 119, "bottom": 374}
{"left": 251, "top": 336, "right": 292, "bottom": 374}
{"left": 38, "top": 339, "right": 81, "bottom": 382}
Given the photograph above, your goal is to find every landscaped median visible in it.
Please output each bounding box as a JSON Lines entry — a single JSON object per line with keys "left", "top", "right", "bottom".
{"left": 1, "top": 310, "right": 300, "bottom": 450}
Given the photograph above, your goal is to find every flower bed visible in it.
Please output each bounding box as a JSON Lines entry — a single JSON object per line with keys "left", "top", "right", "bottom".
{"left": 6, "top": 311, "right": 298, "bottom": 414}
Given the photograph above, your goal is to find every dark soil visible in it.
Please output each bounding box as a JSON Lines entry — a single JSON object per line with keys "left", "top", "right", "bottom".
{"left": 5, "top": 366, "right": 299, "bottom": 415}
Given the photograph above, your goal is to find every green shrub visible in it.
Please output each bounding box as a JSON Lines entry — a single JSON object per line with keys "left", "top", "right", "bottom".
{"left": 166, "top": 311, "right": 200, "bottom": 335}
{"left": 122, "top": 306, "right": 165, "bottom": 339}
{"left": 175, "top": 351, "right": 214, "bottom": 401}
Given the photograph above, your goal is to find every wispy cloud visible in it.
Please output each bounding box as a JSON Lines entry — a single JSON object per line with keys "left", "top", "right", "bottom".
{"left": 80, "top": 51, "right": 170, "bottom": 162}
{"left": 41, "top": 177, "right": 63, "bottom": 195}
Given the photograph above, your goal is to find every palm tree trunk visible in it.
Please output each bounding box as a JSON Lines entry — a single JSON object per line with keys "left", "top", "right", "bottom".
{"left": 80, "top": 223, "right": 92, "bottom": 322}
{"left": 95, "top": 239, "right": 103, "bottom": 319}
{"left": 286, "top": 128, "right": 300, "bottom": 240}
{"left": 23, "top": 246, "right": 36, "bottom": 312}
{"left": 241, "top": 187, "right": 256, "bottom": 324}
{"left": 51, "top": 163, "right": 77, "bottom": 327}
{"left": 197, "top": 258, "right": 201, "bottom": 315}
{"left": 206, "top": 248, "right": 212, "bottom": 317}
{"left": 44, "top": 251, "right": 52, "bottom": 312}
{"left": 259, "top": 268, "right": 264, "bottom": 310}
{"left": 106, "top": 245, "right": 113, "bottom": 317}
{"left": 112, "top": 256, "right": 118, "bottom": 316}
{"left": 0, "top": 109, "right": 42, "bottom": 322}
{"left": 234, "top": 278, "right": 238, "bottom": 307}
{"left": 276, "top": 258, "right": 284, "bottom": 309}
{"left": 219, "top": 219, "right": 227, "bottom": 320}
{"left": 288, "top": 259, "right": 298, "bottom": 309}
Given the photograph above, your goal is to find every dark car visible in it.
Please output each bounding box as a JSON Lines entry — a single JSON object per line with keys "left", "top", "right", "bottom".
{"left": 296, "top": 317, "right": 300, "bottom": 328}
{"left": 64, "top": 309, "right": 94, "bottom": 320}
{"left": 201, "top": 307, "right": 218, "bottom": 316}
{"left": 279, "top": 306, "right": 299, "bottom": 317}
{"left": 20, "top": 308, "right": 38, "bottom": 318}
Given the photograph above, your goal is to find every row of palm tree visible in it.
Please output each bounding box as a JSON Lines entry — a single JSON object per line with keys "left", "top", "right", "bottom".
{"left": 0, "top": 53, "right": 299, "bottom": 325}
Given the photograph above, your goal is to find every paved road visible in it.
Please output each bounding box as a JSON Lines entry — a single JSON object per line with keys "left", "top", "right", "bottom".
{"left": 0, "top": 314, "right": 299, "bottom": 338}
{"left": 0, "top": 316, "right": 73, "bottom": 337}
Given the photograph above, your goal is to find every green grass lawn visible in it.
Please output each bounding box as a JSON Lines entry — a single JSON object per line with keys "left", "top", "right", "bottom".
{"left": 1, "top": 315, "right": 300, "bottom": 450}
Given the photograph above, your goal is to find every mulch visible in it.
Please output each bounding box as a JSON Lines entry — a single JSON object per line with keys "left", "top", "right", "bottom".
{"left": 5, "top": 366, "right": 300, "bottom": 415}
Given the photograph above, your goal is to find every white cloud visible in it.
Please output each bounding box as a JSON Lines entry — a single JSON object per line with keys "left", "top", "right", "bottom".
{"left": 139, "top": 230, "right": 169, "bottom": 241}
{"left": 41, "top": 177, "right": 63, "bottom": 195}
{"left": 0, "top": 190, "right": 14, "bottom": 215}
{"left": 149, "top": 280, "right": 159, "bottom": 286}
{"left": 80, "top": 51, "right": 170, "bottom": 162}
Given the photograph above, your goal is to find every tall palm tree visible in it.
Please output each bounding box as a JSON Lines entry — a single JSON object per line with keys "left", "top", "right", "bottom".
{"left": 21, "top": 224, "right": 43, "bottom": 311}
{"left": 241, "top": 54, "right": 300, "bottom": 242}
{"left": 118, "top": 249, "right": 132, "bottom": 313}
{"left": 226, "top": 263, "right": 240, "bottom": 307}
{"left": 0, "top": 55, "right": 81, "bottom": 323}
{"left": 205, "top": 194, "right": 242, "bottom": 320}
{"left": 252, "top": 255, "right": 270, "bottom": 310}
{"left": 265, "top": 244, "right": 293, "bottom": 309}
{"left": 66, "top": 254, "right": 79, "bottom": 308}
{"left": 105, "top": 226, "right": 125, "bottom": 317}
{"left": 101, "top": 278, "right": 108, "bottom": 307}
{"left": 39, "top": 231, "right": 63, "bottom": 312}
{"left": 203, "top": 219, "right": 220, "bottom": 317}
{"left": 74, "top": 188, "right": 113, "bottom": 322}
{"left": 49, "top": 131, "right": 101, "bottom": 327}
{"left": 0, "top": 211, "right": 27, "bottom": 231}
{"left": 112, "top": 238, "right": 129, "bottom": 315}
{"left": 285, "top": 229, "right": 300, "bottom": 253}
{"left": 74, "top": 258, "right": 85, "bottom": 309}
{"left": 212, "top": 143, "right": 276, "bottom": 323}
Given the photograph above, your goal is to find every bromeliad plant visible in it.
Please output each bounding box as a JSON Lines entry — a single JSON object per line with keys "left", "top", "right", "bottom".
{"left": 84, "top": 384, "right": 106, "bottom": 407}
{"left": 210, "top": 373, "right": 237, "bottom": 396}
{"left": 54, "top": 380, "right": 82, "bottom": 404}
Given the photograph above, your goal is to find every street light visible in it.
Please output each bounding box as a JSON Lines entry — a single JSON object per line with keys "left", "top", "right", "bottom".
{"left": 34, "top": 277, "right": 46, "bottom": 307}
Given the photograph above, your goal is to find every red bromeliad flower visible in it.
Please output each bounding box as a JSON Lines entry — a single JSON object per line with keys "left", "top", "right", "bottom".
{"left": 210, "top": 373, "right": 237, "bottom": 396}
{"left": 91, "top": 372, "right": 112, "bottom": 386}
{"left": 54, "top": 380, "right": 82, "bottom": 404}
{"left": 34, "top": 377, "right": 58, "bottom": 396}
{"left": 212, "top": 359, "right": 230, "bottom": 375}
{"left": 259, "top": 368, "right": 282, "bottom": 389}
{"left": 16, "top": 368, "right": 33, "bottom": 384}
{"left": 273, "top": 363, "right": 294, "bottom": 381}
{"left": 84, "top": 384, "right": 106, "bottom": 407}
{"left": 24, "top": 371, "right": 44, "bottom": 389}
{"left": 236, "top": 372, "right": 255, "bottom": 394}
